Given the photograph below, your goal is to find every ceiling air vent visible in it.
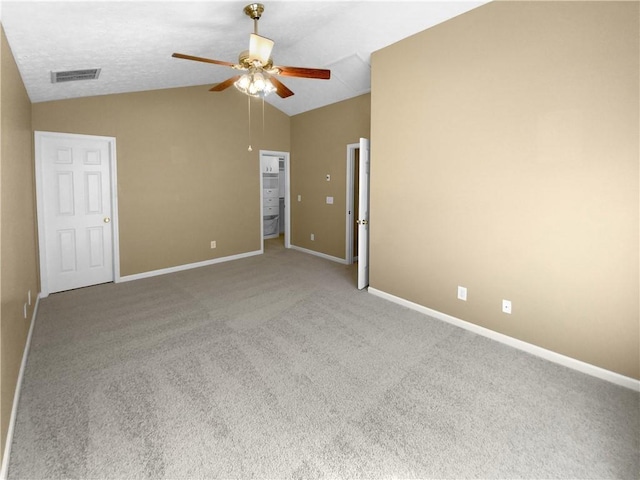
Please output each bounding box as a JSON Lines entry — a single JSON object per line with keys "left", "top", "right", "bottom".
{"left": 51, "top": 68, "right": 101, "bottom": 83}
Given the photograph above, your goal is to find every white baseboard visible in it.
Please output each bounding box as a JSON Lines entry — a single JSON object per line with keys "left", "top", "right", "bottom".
{"left": 289, "top": 245, "right": 348, "bottom": 265}
{"left": 1, "top": 294, "right": 41, "bottom": 480}
{"left": 118, "top": 250, "right": 263, "bottom": 283}
{"left": 368, "top": 287, "right": 640, "bottom": 392}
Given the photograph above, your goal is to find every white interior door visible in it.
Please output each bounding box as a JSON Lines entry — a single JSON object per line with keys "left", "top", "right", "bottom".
{"left": 36, "top": 132, "right": 118, "bottom": 296}
{"left": 357, "top": 137, "right": 370, "bottom": 290}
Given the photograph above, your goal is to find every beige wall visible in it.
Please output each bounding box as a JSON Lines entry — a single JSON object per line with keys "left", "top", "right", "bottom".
{"left": 290, "top": 94, "right": 370, "bottom": 259}
{"left": 33, "top": 87, "right": 290, "bottom": 276}
{"left": 370, "top": 1, "right": 639, "bottom": 379}
{"left": 0, "top": 27, "right": 39, "bottom": 462}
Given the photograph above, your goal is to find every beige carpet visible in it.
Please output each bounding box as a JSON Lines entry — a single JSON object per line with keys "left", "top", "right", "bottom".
{"left": 7, "top": 238, "right": 640, "bottom": 479}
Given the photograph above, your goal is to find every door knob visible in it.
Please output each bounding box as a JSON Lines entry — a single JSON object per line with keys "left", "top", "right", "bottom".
{"left": 103, "top": 217, "right": 111, "bottom": 223}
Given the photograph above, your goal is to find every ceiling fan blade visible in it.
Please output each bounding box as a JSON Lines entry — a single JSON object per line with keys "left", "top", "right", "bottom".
{"left": 249, "top": 33, "right": 274, "bottom": 65}
{"left": 209, "top": 76, "right": 241, "bottom": 92}
{"left": 275, "top": 66, "right": 331, "bottom": 80}
{"left": 269, "top": 76, "right": 294, "bottom": 98}
{"left": 172, "top": 53, "right": 236, "bottom": 68}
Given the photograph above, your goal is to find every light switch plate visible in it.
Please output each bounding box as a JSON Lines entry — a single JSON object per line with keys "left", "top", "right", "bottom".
{"left": 457, "top": 286, "right": 467, "bottom": 301}
{"left": 326, "top": 196, "right": 334, "bottom": 204}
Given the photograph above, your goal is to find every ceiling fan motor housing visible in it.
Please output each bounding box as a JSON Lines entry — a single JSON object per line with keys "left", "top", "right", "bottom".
{"left": 238, "top": 50, "right": 273, "bottom": 69}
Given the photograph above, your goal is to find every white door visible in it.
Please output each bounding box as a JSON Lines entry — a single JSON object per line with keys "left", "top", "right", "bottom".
{"left": 357, "top": 138, "right": 370, "bottom": 290}
{"left": 36, "top": 132, "right": 118, "bottom": 295}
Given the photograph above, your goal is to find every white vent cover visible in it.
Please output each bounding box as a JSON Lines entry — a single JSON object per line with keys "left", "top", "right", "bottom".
{"left": 51, "top": 69, "right": 101, "bottom": 83}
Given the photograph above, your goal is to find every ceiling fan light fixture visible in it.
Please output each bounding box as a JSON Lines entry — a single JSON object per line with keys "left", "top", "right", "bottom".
{"left": 234, "top": 68, "right": 276, "bottom": 98}
{"left": 236, "top": 74, "right": 251, "bottom": 91}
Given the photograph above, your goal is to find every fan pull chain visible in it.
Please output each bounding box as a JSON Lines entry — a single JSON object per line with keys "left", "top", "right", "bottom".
{"left": 247, "top": 95, "right": 252, "bottom": 152}
{"left": 262, "top": 96, "right": 265, "bottom": 137}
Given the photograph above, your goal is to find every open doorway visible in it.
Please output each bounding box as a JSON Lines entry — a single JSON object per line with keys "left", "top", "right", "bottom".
{"left": 260, "top": 150, "right": 290, "bottom": 251}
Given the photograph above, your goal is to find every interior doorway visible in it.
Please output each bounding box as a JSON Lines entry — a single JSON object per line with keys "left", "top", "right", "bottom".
{"left": 259, "top": 150, "right": 290, "bottom": 250}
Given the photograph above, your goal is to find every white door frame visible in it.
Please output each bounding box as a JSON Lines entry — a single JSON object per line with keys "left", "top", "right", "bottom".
{"left": 259, "top": 150, "right": 290, "bottom": 250}
{"left": 345, "top": 142, "right": 359, "bottom": 264}
{"left": 35, "top": 131, "right": 120, "bottom": 297}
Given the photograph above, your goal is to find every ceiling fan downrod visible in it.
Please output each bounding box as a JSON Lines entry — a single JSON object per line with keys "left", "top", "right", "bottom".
{"left": 243, "top": 3, "right": 264, "bottom": 35}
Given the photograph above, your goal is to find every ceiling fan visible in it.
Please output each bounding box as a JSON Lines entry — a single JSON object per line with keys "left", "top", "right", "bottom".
{"left": 172, "top": 3, "right": 331, "bottom": 99}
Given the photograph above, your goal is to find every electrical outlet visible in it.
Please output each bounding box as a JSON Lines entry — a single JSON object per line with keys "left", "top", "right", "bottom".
{"left": 297, "top": 195, "right": 302, "bottom": 202}
{"left": 457, "top": 286, "right": 467, "bottom": 301}
{"left": 502, "top": 299, "right": 512, "bottom": 314}
{"left": 310, "top": 233, "right": 315, "bottom": 241}
{"left": 210, "top": 241, "right": 216, "bottom": 249}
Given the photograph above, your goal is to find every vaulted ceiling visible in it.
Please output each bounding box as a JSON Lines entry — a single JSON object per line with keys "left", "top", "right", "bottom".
{"left": 1, "top": 1, "right": 488, "bottom": 116}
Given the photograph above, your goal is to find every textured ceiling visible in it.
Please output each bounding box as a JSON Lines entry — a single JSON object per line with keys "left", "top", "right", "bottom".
{"left": 1, "top": 1, "right": 488, "bottom": 116}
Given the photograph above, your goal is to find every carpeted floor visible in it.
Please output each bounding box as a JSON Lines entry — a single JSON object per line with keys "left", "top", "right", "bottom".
{"left": 7, "top": 238, "right": 640, "bottom": 479}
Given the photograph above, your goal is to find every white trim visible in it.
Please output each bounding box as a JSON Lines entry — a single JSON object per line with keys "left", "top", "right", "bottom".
{"left": 289, "top": 245, "right": 348, "bottom": 265}
{"left": 109, "top": 139, "right": 121, "bottom": 282}
{"left": 119, "top": 250, "right": 262, "bottom": 282}
{"left": 259, "top": 152, "right": 264, "bottom": 252}
{"left": 0, "top": 294, "right": 41, "bottom": 480}
{"left": 368, "top": 287, "right": 640, "bottom": 392}
{"left": 283, "top": 154, "right": 291, "bottom": 249}
{"left": 345, "top": 143, "right": 359, "bottom": 265}
{"left": 34, "top": 131, "right": 121, "bottom": 297}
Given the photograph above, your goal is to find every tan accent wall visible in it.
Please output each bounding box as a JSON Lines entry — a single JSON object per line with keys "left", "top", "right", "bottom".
{"left": 290, "top": 94, "right": 370, "bottom": 259}
{"left": 370, "top": 1, "right": 639, "bottom": 379}
{"left": 33, "top": 88, "right": 290, "bottom": 276}
{"left": 0, "top": 27, "right": 38, "bottom": 462}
